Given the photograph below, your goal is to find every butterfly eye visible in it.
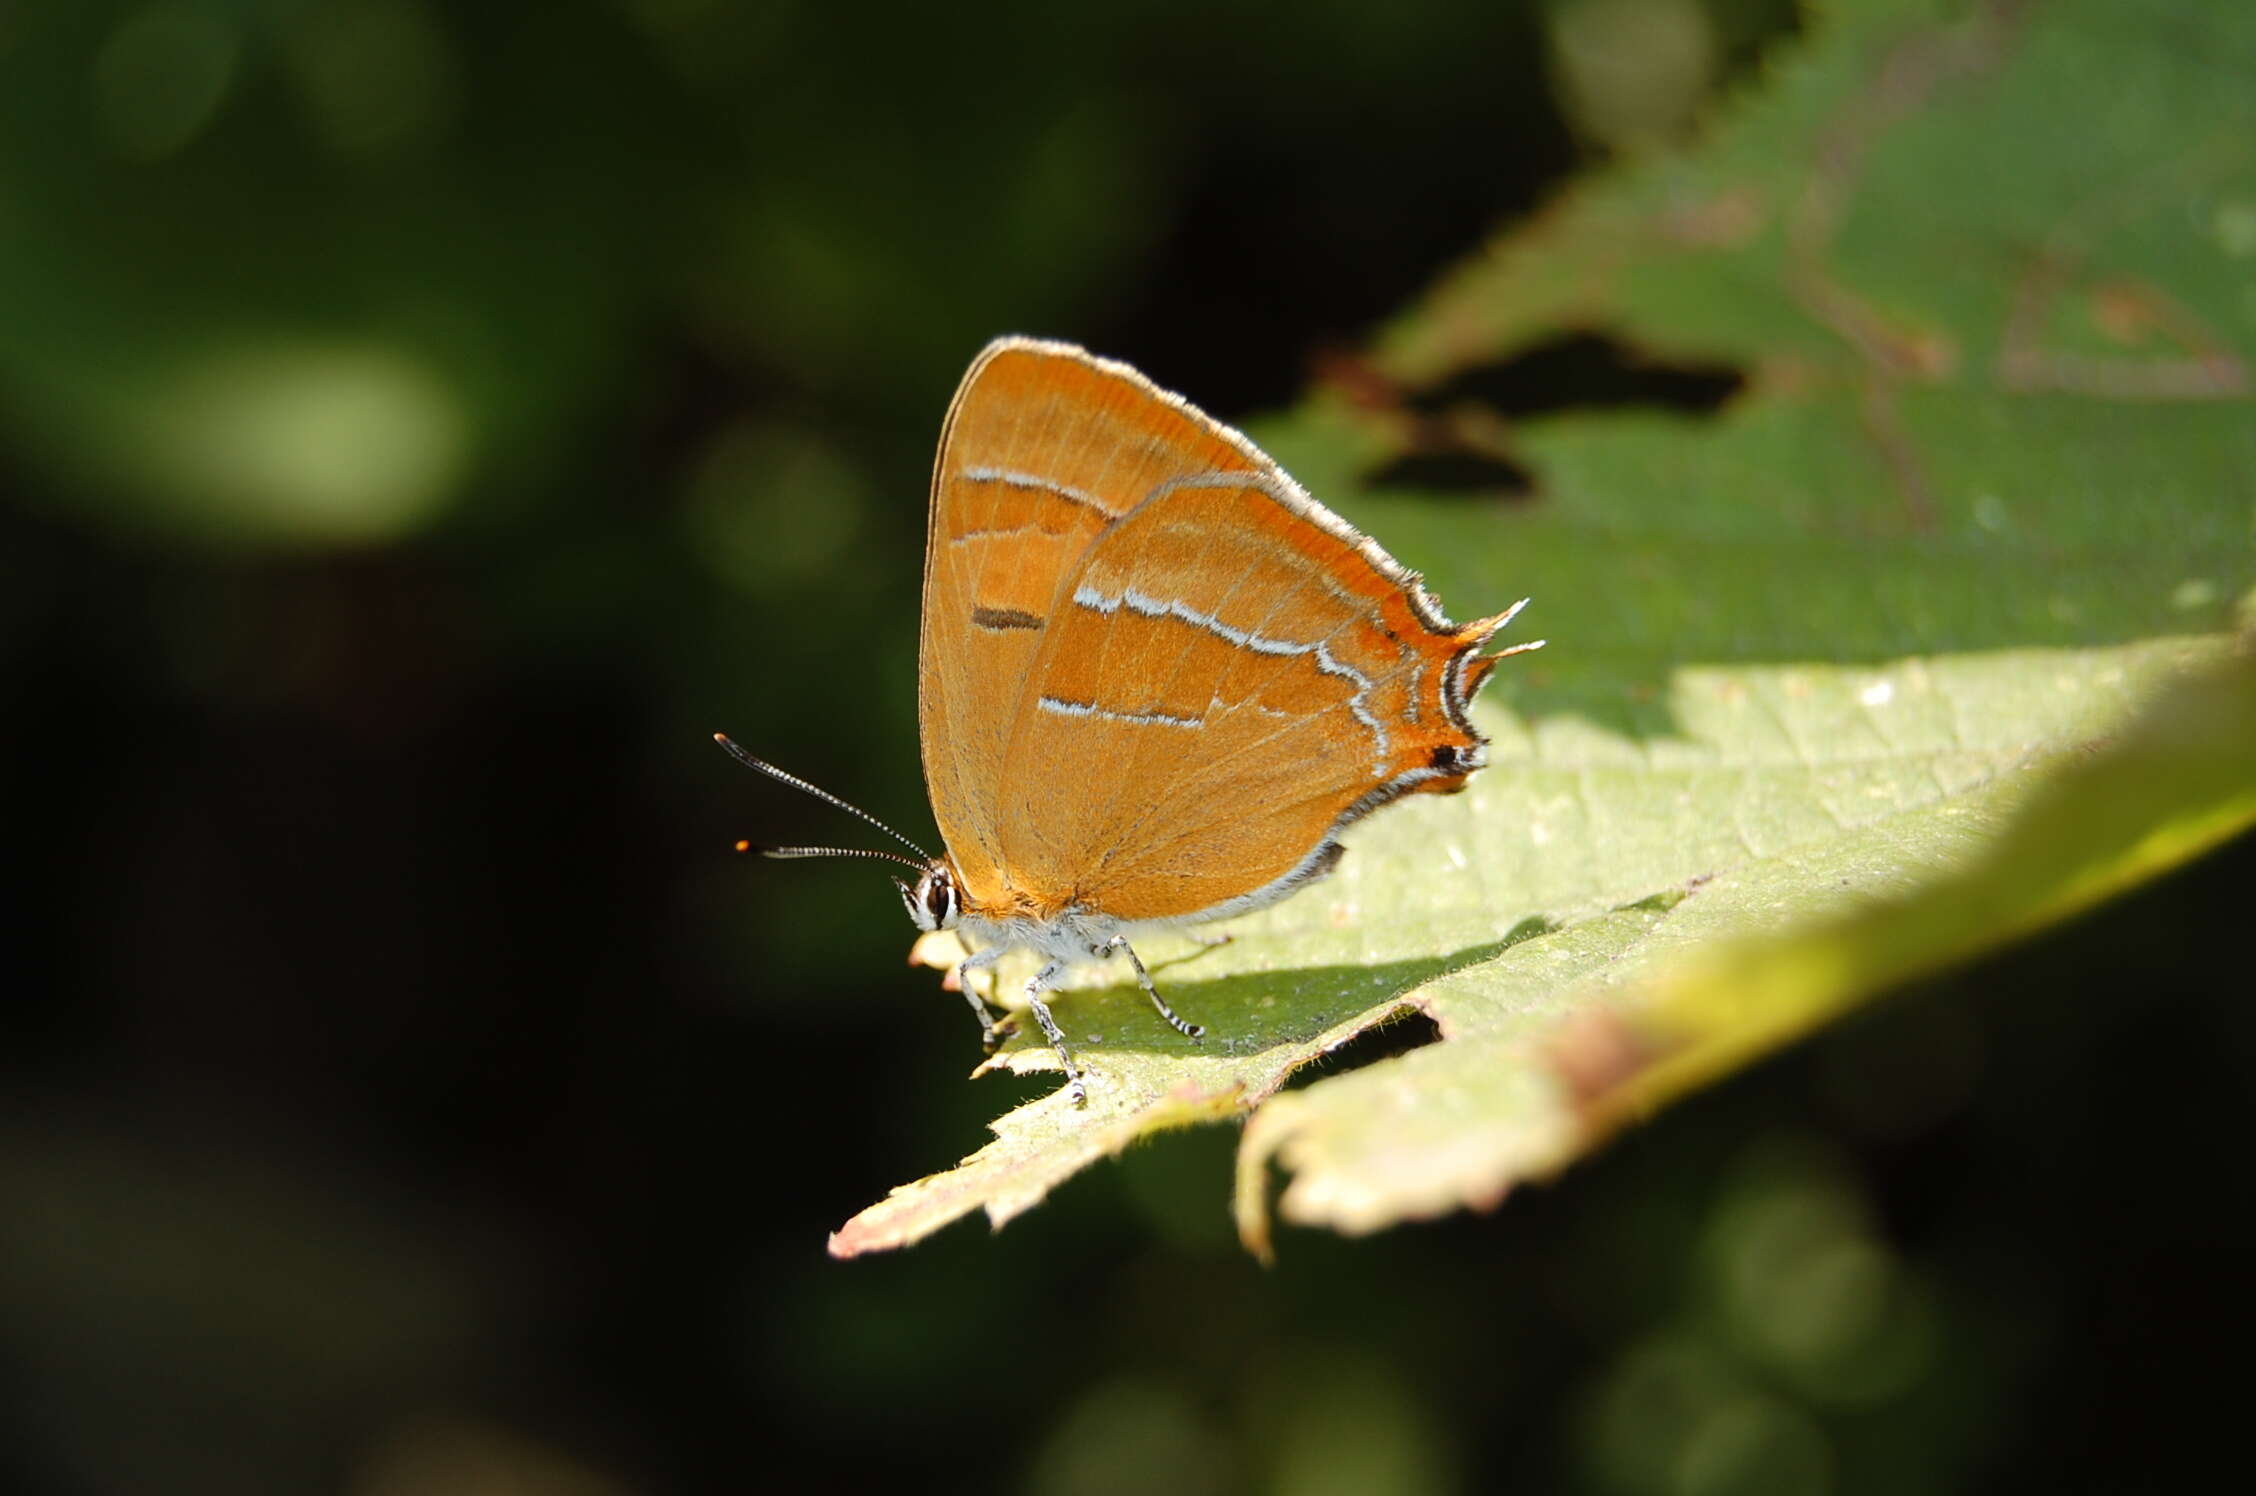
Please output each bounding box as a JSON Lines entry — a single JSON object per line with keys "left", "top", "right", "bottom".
{"left": 900, "top": 866, "right": 958, "bottom": 931}
{"left": 919, "top": 866, "right": 960, "bottom": 930}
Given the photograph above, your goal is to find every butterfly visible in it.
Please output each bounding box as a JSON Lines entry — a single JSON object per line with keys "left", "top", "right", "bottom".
{"left": 720, "top": 337, "right": 1540, "bottom": 1103}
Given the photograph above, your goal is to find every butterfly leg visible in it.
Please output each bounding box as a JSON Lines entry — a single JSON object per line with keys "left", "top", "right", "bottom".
{"left": 1022, "top": 961, "right": 1086, "bottom": 1105}
{"left": 954, "top": 945, "right": 1015, "bottom": 1051}
{"left": 1100, "top": 937, "right": 1206, "bottom": 1041}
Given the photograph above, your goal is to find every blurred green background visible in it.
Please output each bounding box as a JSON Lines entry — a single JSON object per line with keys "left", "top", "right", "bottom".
{"left": 3, "top": 1, "right": 2249, "bottom": 1492}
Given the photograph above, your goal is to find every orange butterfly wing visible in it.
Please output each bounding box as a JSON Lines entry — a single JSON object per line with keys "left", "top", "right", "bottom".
{"left": 920, "top": 338, "right": 1515, "bottom": 925}
{"left": 988, "top": 472, "right": 1509, "bottom": 923}
{"left": 917, "top": 339, "right": 1264, "bottom": 907}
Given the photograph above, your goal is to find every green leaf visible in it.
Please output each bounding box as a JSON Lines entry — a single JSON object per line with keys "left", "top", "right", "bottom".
{"left": 831, "top": 0, "right": 2256, "bottom": 1257}
{"left": 1236, "top": 644, "right": 2256, "bottom": 1256}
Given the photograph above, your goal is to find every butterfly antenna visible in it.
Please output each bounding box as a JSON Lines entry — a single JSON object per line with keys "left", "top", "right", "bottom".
{"left": 736, "top": 841, "right": 930, "bottom": 872}
{"left": 712, "top": 733, "right": 934, "bottom": 861}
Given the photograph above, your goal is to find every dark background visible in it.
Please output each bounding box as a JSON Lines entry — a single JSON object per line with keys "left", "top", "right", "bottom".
{"left": 3, "top": 3, "right": 2248, "bottom": 1492}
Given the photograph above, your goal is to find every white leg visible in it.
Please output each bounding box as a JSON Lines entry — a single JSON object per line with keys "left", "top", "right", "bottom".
{"left": 1101, "top": 936, "right": 1205, "bottom": 1040}
{"left": 1021, "top": 960, "right": 1086, "bottom": 1105}
{"left": 955, "top": 945, "right": 1010, "bottom": 1050}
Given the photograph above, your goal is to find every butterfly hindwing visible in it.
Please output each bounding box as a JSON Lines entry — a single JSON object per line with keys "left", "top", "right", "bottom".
{"left": 988, "top": 471, "right": 1506, "bottom": 924}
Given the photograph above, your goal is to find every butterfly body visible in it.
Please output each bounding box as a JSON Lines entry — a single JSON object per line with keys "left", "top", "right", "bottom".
{"left": 729, "top": 338, "right": 1539, "bottom": 1105}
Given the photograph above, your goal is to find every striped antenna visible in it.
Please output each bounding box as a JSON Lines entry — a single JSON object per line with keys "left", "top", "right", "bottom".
{"left": 745, "top": 842, "right": 928, "bottom": 872}
{"left": 712, "top": 733, "right": 935, "bottom": 862}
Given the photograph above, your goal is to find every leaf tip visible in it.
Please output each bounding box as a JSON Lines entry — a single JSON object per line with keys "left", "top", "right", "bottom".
{"left": 1232, "top": 1101, "right": 1297, "bottom": 1265}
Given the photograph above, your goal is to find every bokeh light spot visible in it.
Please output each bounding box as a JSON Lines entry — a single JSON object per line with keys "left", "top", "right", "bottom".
{"left": 1026, "top": 1377, "right": 1231, "bottom": 1496}
{"left": 683, "top": 419, "right": 869, "bottom": 596}
{"left": 1258, "top": 1350, "right": 1458, "bottom": 1496}
{"left": 1702, "top": 1138, "right": 1936, "bottom": 1403}
{"left": 1673, "top": 1393, "right": 1831, "bottom": 1496}
{"left": 1582, "top": 1335, "right": 1743, "bottom": 1495}
{"left": 280, "top": 0, "right": 459, "bottom": 156}
{"left": 134, "top": 341, "right": 471, "bottom": 545}
{"left": 93, "top": 0, "right": 240, "bottom": 160}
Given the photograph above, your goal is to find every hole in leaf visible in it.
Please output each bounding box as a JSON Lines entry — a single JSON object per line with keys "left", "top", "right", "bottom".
{"left": 1358, "top": 334, "right": 1743, "bottom": 497}
{"left": 1365, "top": 448, "right": 1535, "bottom": 497}
{"left": 1409, "top": 331, "right": 1744, "bottom": 420}
{"left": 1283, "top": 1007, "right": 1443, "bottom": 1090}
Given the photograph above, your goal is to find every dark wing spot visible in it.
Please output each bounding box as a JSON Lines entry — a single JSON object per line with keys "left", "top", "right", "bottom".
{"left": 971, "top": 606, "right": 1045, "bottom": 631}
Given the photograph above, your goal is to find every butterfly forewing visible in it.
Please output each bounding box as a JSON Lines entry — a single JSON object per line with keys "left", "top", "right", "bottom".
{"left": 919, "top": 340, "right": 1269, "bottom": 906}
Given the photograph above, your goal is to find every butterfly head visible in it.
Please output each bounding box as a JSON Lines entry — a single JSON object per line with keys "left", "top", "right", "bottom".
{"left": 898, "top": 861, "right": 961, "bottom": 932}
